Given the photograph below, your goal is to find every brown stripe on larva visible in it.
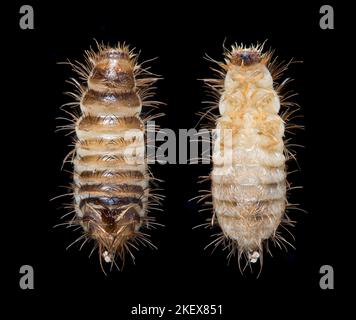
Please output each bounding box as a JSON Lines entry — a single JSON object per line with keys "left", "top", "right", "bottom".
{"left": 74, "top": 171, "right": 144, "bottom": 187}
{"left": 62, "top": 43, "right": 159, "bottom": 269}
{"left": 77, "top": 115, "right": 143, "bottom": 132}
{"left": 78, "top": 183, "right": 144, "bottom": 194}
{"left": 91, "top": 71, "right": 135, "bottom": 89}
{"left": 75, "top": 154, "right": 144, "bottom": 166}
{"left": 79, "top": 196, "right": 143, "bottom": 209}
{"left": 76, "top": 137, "right": 143, "bottom": 151}
{"left": 83, "top": 90, "right": 141, "bottom": 107}
{"left": 77, "top": 170, "right": 145, "bottom": 180}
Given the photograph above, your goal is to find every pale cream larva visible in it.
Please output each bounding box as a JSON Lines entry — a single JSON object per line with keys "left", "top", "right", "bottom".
{"left": 206, "top": 44, "right": 298, "bottom": 269}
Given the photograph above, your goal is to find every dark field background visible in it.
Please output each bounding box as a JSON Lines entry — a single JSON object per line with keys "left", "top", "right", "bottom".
{"left": 6, "top": 0, "right": 347, "bottom": 317}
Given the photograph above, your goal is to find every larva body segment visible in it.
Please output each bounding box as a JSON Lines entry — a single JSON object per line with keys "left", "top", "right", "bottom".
{"left": 209, "top": 44, "right": 293, "bottom": 266}
{"left": 63, "top": 44, "right": 158, "bottom": 268}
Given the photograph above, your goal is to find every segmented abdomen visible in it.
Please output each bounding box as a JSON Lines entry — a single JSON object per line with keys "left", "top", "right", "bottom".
{"left": 211, "top": 46, "right": 288, "bottom": 263}
{"left": 72, "top": 46, "right": 149, "bottom": 264}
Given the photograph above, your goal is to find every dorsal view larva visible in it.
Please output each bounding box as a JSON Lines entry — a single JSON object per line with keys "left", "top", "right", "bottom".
{"left": 202, "top": 43, "right": 301, "bottom": 273}
{"left": 58, "top": 42, "right": 162, "bottom": 271}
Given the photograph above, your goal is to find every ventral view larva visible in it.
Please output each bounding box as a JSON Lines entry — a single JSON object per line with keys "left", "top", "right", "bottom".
{"left": 198, "top": 43, "right": 303, "bottom": 274}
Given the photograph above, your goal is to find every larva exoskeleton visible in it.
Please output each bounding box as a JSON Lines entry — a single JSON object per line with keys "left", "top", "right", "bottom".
{"left": 59, "top": 42, "right": 162, "bottom": 270}
{"left": 202, "top": 43, "right": 300, "bottom": 271}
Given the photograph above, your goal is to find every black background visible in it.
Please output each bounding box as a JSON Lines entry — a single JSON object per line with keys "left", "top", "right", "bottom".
{"left": 7, "top": 0, "right": 346, "bottom": 317}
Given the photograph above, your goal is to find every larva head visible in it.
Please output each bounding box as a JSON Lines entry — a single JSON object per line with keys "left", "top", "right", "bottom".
{"left": 230, "top": 49, "right": 262, "bottom": 66}
{"left": 225, "top": 43, "right": 271, "bottom": 67}
{"left": 87, "top": 45, "right": 136, "bottom": 92}
{"left": 80, "top": 199, "right": 142, "bottom": 264}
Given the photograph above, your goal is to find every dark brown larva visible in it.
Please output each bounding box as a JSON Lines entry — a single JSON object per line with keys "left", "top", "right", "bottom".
{"left": 60, "top": 43, "right": 161, "bottom": 270}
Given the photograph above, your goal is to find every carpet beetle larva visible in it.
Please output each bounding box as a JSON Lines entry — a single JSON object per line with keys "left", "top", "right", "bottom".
{"left": 57, "top": 42, "right": 163, "bottom": 271}
{"left": 200, "top": 43, "right": 301, "bottom": 272}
